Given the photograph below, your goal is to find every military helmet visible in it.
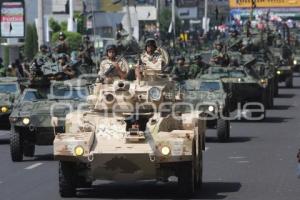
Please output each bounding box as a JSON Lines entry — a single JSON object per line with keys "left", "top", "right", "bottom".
{"left": 59, "top": 32, "right": 66, "bottom": 39}
{"left": 57, "top": 53, "right": 68, "bottom": 60}
{"left": 145, "top": 38, "right": 157, "bottom": 49}
{"left": 176, "top": 55, "right": 185, "bottom": 61}
{"left": 40, "top": 44, "right": 48, "bottom": 50}
{"left": 106, "top": 44, "right": 117, "bottom": 52}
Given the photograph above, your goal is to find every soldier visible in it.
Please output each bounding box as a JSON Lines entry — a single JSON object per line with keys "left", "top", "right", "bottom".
{"left": 0, "top": 58, "right": 6, "bottom": 77}
{"left": 135, "top": 38, "right": 165, "bottom": 81}
{"left": 210, "top": 41, "right": 229, "bottom": 67}
{"left": 57, "top": 53, "right": 77, "bottom": 80}
{"left": 97, "top": 44, "right": 129, "bottom": 84}
{"left": 115, "top": 23, "right": 129, "bottom": 44}
{"left": 190, "top": 55, "right": 209, "bottom": 79}
{"left": 227, "top": 28, "right": 242, "bottom": 51}
{"left": 171, "top": 56, "right": 189, "bottom": 82}
{"left": 33, "top": 44, "right": 51, "bottom": 65}
{"left": 56, "top": 32, "right": 69, "bottom": 54}
{"left": 81, "top": 35, "right": 95, "bottom": 59}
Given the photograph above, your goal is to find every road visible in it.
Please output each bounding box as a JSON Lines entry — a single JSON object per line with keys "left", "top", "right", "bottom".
{"left": 0, "top": 76, "right": 300, "bottom": 200}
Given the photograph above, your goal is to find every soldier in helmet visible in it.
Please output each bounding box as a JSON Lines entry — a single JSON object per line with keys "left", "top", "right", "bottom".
{"left": 81, "top": 35, "right": 95, "bottom": 60}
{"left": 227, "top": 28, "right": 242, "bottom": 51}
{"left": 97, "top": 44, "right": 129, "bottom": 84}
{"left": 210, "top": 40, "right": 229, "bottom": 67}
{"left": 56, "top": 53, "right": 77, "bottom": 80}
{"left": 115, "top": 23, "right": 129, "bottom": 43}
{"left": 33, "top": 44, "right": 51, "bottom": 64}
{"left": 135, "top": 38, "right": 165, "bottom": 81}
{"left": 190, "top": 55, "right": 209, "bottom": 78}
{"left": 56, "top": 32, "right": 69, "bottom": 54}
{"left": 171, "top": 56, "right": 190, "bottom": 82}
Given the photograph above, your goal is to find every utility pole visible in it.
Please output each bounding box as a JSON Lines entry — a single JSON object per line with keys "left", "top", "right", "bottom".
{"left": 204, "top": 0, "right": 208, "bottom": 34}
{"left": 37, "top": 0, "right": 44, "bottom": 47}
{"left": 125, "top": 0, "right": 133, "bottom": 40}
{"left": 67, "top": 0, "right": 74, "bottom": 32}
{"left": 156, "top": 0, "right": 160, "bottom": 33}
{"left": 172, "top": 0, "right": 176, "bottom": 44}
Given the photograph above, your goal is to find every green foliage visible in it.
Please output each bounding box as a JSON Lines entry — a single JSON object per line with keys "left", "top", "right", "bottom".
{"left": 49, "top": 18, "right": 61, "bottom": 33}
{"left": 3, "top": 46, "right": 9, "bottom": 67}
{"left": 60, "top": 21, "right": 68, "bottom": 32}
{"left": 52, "top": 31, "right": 82, "bottom": 52}
{"left": 24, "top": 24, "right": 38, "bottom": 60}
{"left": 76, "top": 15, "right": 86, "bottom": 35}
{"left": 158, "top": 8, "right": 182, "bottom": 38}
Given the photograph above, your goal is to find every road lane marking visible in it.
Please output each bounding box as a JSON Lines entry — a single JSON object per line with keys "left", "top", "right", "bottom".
{"left": 25, "top": 163, "right": 43, "bottom": 170}
{"left": 237, "top": 161, "right": 250, "bottom": 163}
{"left": 229, "top": 156, "right": 246, "bottom": 159}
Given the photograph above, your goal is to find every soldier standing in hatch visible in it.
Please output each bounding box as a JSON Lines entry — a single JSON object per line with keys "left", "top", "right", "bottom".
{"left": 227, "top": 28, "right": 242, "bottom": 51}
{"left": 190, "top": 55, "right": 209, "bottom": 79}
{"left": 97, "top": 44, "right": 129, "bottom": 84}
{"left": 33, "top": 44, "right": 52, "bottom": 64}
{"left": 171, "top": 56, "right": 190, "bottom": 82}
{"left": 81, "top": 35, "right": 95, "bottom": 63}
{"left": 115, "top": 23, "right": 129, "bottom": 45}
{"left": 210, "top": 41, "right": 229, "bottom": 67}
{"left": 56, "top": 32, "right": 69, "bottom": 54}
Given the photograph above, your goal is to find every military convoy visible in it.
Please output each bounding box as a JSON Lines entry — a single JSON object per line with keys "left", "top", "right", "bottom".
{"left": 0, "top": 77, "right": 21, "bottom": 129}
{"left": 183, "top": 79, "right": 230, "bottom": 142}
{"left": 9, "top": 79, "right": 89, "bottom": 161}
{"left": 53, "top": 69, "right": 206, "bottom": 197}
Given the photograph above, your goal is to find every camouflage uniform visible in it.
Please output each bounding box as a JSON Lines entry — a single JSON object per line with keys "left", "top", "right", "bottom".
{"left": 171, "top": 65, "right": 189, "bottom": 81}
{"left": 98, "top": 56, "right": 129, "bottom": 81}
{"left": 0, "top": 63, "right": 6, "bottom": 77}
{"left": 227, "top": 37, "right": 242, "bottom": 51}
{"left": 140, "top": 48, "right": 165, "bottom": 70}
{"left": 189, "top": 62, "right": 208, "bottom": 79}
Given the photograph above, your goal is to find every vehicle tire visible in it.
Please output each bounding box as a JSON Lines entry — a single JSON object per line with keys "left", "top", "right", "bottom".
{"left": 59, "top": 161, "right": 77, "bottom": 197}
{"left": 178, "top": 161, "right": 194, "bottom": 196}
{"left": 10, "top": 127, "right": 23, "bottom": 162}
{"left": 23, "top": 142, "right": 35, "bottom": 157}
{"left": 285, "top": 76, "right": 293, "bottom": 88}
{"left": 217, "top": 118, "right": 230, "bottom": 142}
{"left": 194, "top": 139, "right": 203, "bottom": 189}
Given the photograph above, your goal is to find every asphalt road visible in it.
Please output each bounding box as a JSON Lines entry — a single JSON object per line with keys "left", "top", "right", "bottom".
{"left": 1, "top": 76, "right": 300, "bottom": 200}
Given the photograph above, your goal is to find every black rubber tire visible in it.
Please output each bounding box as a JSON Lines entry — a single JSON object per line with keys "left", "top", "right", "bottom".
{"left": 178, "top": 161, "right": 195, "bottom": 196}
{"left": 217, "top": 118, "right": 230, "bottom": 142}
{"left": 285, "top": 76, "right": 293, "bottom": 88}
{"left": 10, "top": 127, "right": 23, "bottom": 162}
{"left": 23, "top": 142, "right": 35, "bottom": 157}
{"left": 59, "top": 161, "right": 77, "bottom": 198}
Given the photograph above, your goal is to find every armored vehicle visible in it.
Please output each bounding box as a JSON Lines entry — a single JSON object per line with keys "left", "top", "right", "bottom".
{"left": 0, "top": 77, "right": 21, "bottom": 128}
{"left": 9, "top": 79, "right": 89, "bottom": 162}
{"left": 53, "top": 69, "right": 206, "bottom": 197}
{"left": 200, "top": 66, "right": 267, "bottom": 120}
{"left": 183, "top": 79, "right": 230, "bottom": 142}
{"left": 293, "top": 49, "right": 300, "bottom": 72}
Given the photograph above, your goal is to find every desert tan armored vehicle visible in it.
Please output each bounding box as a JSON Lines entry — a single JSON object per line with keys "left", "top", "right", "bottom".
{"left": 53, "top": 69, "right": 206, "bottom": 197}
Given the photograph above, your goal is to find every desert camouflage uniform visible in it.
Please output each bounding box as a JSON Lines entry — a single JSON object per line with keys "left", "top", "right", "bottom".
{"left": 98, "top": 56, "right": 129, "bottom": 80}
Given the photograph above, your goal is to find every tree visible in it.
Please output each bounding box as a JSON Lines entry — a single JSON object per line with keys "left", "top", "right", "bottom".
{"left": 52, "top": 31, "right": 82, "bottom": 52}
{"left": 3, "top": 46, "right": 9, "bottom": 67}
{"left": 49, "top": 18, "right": 61, "bottom": 33}
{"left": 24, "top": 24, "right": 37, "bottom": 60}
{"left": 158, "top": 8, "right": 182, "bottom": 39}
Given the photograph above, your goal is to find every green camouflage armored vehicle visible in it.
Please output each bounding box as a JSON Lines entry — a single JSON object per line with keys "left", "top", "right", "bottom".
{"left": 53, "top": 69, "right": 206, "bottom": 197}
{"left": 200, "top": 66, "right": 267, "bottom": 120}
{"left": 183, "top": 79, "right": 230, "bottom": 142}
{"left": 9, "top": 79, "right": 89, "bottom": 162}
{"left": 0, "top": 77, "right": 22, "bottom": 129}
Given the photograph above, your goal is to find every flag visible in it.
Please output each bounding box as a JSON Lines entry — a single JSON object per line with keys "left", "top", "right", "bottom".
{"left": 168, "top": 22, "right": 172, "bottom": 33}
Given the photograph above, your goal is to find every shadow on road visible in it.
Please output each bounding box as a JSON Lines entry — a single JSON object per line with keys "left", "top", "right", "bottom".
{"left": 271, "top": 105, "right": 292, "bottom": 110}
{"left": 22, "top": 154, "right": 54, "bottom": 162}
{"left": 206, "top": 136, "right": 253, "bottom": 143}
{"left": 276, "top": 93, "right": 295, "bottom": 98}
{"left": 0, "top": 139, "right": 9, "bottom": 145}
{"left": 76, "top": 181, "right": 241, "bottom": 199}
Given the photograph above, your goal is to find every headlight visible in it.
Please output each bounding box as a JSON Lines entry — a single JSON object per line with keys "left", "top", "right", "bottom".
{"left": 149, "top": 87, "right": 161, "bottom": 101}
{"left": 74, "top": 146, "right": 84, "bottom": 156}
{"left": 1, "top": 106, "right": 8, "bottom": 113}
{"left": 260, "top": 79, "right": 267, "bottom": 84}
{"left": 238, "top": 78, "right": 242, "bottom": 82}
{"left": 161, "top": 146, "right": 171, "bottom": 156}
{"left": 22, "top": 117, "right": 30, "bottom": 125}
{"left": 9, "top": 117, "right": 18, "bottom": 123}
{"left": 276, "top": 71, "right": 281, "bottom": 75}
{"left": 294, "top": 60, "right": 297, "bottom": 65}
{"left": 129, "top": 64, "right": 133, "bottom": 69}
{"left": 208, "top": 105, "right": 215, "bottom": 112}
